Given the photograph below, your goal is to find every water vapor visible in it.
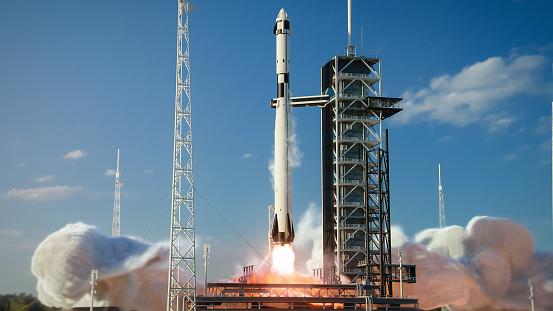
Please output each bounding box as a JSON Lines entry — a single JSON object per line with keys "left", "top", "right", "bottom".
{"left": 268, "top": 114, "right": 303, "bottom": 189}
{"left": 395, "top": 217, "right": 553, "bottom": 310}
{"left": 293, "top": 203, "right": 323, "bottom": 274}
{"left": 31, "top": 222, "right": 171, "bottom": 311}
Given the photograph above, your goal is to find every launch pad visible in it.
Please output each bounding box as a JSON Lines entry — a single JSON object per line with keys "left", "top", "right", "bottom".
{"left": 167, "top": 1, "right": 419, "bottom": 310}
{"left": 197, "top": 283, "right": 418, "bottom": 311}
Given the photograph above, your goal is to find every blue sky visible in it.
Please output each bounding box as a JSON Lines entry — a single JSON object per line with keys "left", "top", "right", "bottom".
{"left": 1, "top": 0, "right": 552, "bottom": 296}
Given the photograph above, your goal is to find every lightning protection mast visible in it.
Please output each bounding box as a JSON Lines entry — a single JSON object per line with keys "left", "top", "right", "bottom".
{"left": 167, "top": 1, "right": 196, "bottom": 311}
{"left": 112, "top": 149, "right": 121, "bottom": 238}
{"left": 439, "top": 164, "right": 445, "bottom": 228}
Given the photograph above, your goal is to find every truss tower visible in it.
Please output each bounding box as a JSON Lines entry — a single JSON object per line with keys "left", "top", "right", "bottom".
{"left": 167, "top": 1, "right": 196, "bottom": 311}
{"left": 439, "top": 164, "right": 445, "bottom": 228}
{"left": 112, "top": 149, "right": 121, "bottom": 238}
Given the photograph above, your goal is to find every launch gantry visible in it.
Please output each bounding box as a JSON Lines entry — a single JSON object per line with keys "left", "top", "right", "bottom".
{"left": 319, "top": 0, "right": 412, "bottom": 298}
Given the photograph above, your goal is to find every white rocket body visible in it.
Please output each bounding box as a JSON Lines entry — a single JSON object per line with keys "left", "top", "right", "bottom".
{"left": 272, "top": 8, "right": 294, "bottom": 244}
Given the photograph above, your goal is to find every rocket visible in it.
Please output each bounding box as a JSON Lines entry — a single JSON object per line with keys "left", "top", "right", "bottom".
{"left": 271, "top": 8, "right": 295, "bottom": 244}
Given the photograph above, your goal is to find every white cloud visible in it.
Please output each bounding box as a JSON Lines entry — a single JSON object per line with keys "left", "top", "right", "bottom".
{"left": 242, "top": 153, "right": 253, "bottom": 159}
{"left": 17, "top": 162, "right": 27, "bottom": 167}
{"left": 105, "top": 169, "right": 116, "bottom": 176}
{"left": 34, "top": 174, "right": 55, "bottom": 183}
{"left": 502, "top": 153, "right": 519, "bottom": 162}
{"left": 1, "top": 229, "right": 24, "bottom": 237}
{"left": 144, "top": 169, "right": 153, "bottom": 174}
{"left": 63, "top": 150, "right": 86, "bottom": 160}
{"left": 535, "top": 116, "right": 551, "bottom": 135}
{"left": 393, "top": 53, "right": 551, "bottom": 129}
{"left": 541, "top": 139, "right": 552, "bottom": 151}
{"left": 484, "top": 114, "right": 517, "bottom": 133}
{"left": 438, "top": 136, "right": 454, "bottom": 142}
{"left": 5, "top": 186, "right": 83, "bottom": 202}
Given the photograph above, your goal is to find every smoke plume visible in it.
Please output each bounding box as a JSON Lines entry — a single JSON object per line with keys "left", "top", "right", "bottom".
{"left": 395, "top": 216, "right": 553, "bottom": 310}
{"left": 293, "top": 203, "right": 323, "bottom": 275}
{"left": 268, "top": 113, "right": 303, "bottom": 189}
{"left": 31, "top": 217, "right": 553, "bottom": 311}
{"left": 31, "top": 222, "right": 171, "bottom": 311}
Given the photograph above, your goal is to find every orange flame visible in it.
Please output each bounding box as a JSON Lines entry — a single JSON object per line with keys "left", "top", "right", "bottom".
{"left": 245, "top": 268, "right": 322, "bottom": 284}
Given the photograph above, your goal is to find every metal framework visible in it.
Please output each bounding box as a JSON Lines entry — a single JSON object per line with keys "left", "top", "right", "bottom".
{"left": 112, "top": 149, "right": 121, "bottom": 238}
{"left": 198, "top": 282, "right": 419, "bottom": 310}
{"left": 321, "top": 55, "right": 401, "bottom": 297}
{"left": 167, "top": 1, "right": 196, "bottom": 310}
{"left": 439, "top": 164, "right": 445, "bottom": 228}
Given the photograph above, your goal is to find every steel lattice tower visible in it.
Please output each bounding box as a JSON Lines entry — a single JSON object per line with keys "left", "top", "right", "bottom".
{"left": 112, "top": 149, "right": 121, "bottom": 238}
{"left": 167, "top": 1, "right": 196, "bottom": 310}
{"left": 439, "top": 164, "right": 445, "bottom": 228}
{"left": 321, "top": 54, "right": 401, "bottom": 292}
{"left": 320, "top": 0, "right": 402, "bottom": 296}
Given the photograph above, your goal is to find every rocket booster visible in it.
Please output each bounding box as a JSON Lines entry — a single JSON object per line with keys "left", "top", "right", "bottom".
{"left": 271, "top": 8, "right": 295, "bottom": 244}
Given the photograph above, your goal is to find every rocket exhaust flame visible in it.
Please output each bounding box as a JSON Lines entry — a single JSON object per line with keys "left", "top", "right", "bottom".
{"left": 272, "top": 244, "right": 295, "bottom": 275}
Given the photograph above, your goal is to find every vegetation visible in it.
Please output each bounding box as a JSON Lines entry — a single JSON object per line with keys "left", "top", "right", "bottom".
{"left": 0, "top": 293, "right": 61, "bottom": 311}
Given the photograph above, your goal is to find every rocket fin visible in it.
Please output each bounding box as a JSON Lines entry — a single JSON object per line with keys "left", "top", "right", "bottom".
{"left": 271, "top": 214, "right": 279, "bottom": 242}
{"left": 286, "top": 212, "right": 295, "bottom": 243}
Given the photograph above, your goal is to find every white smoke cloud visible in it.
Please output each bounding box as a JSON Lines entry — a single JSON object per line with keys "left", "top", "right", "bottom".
{"left": 395, "top": 217, "right": 553, "bottom": 310}
{"left": 390, "top": 225, "right": 411, "bottom": 248}
{"left": 293, "top": 203, "right": 323, "bottom": 275}
{"left": 268, "top": 113, "right": 304, "bottom": 190}
{"left": 32, "top": 218, "right": 553, "bottom": 311}
{"left": 31, "top": 222, "right": 174, "bottom": 311}
{"left": 289, "top": 115, "right": 303, "bottom": 169}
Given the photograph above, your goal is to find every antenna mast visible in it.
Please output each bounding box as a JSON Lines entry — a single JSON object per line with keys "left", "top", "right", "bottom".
{"left": 346, "top": 0, "right": 356, "bottom": 56}
{"left": 112, "top": 149, "right": 121, "bottom": 238}
{"left": 439, "top": 164, "right": 445, "bottom": 228}
{"left": 167, "top": 1, "right": 196, "bottom": 310}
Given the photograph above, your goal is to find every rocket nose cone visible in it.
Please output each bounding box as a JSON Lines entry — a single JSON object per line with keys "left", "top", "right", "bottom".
{"left": 276, "top": 8, "right": 288, "bottom": 21}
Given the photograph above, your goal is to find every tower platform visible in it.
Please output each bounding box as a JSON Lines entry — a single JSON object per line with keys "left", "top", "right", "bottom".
{"left": 196, "top": 282, "right": 418, "bottom": 310}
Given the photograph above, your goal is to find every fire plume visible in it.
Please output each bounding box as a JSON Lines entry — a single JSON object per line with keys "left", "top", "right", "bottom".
{"left": 272, "top": 244, "right": 295, "bottom": 275}
{"left": 245, "top": 269, "right": 321, "bottom": 284}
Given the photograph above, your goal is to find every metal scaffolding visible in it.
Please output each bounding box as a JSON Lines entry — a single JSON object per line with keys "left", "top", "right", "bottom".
{"left": 167, "top": 1, "right": 196, "bottom": 310}
{"left": 321, "top": 55, "right": 402, "bottom": 297}
{"left": 198, "top": 282, "right": 419, "bottom": 310}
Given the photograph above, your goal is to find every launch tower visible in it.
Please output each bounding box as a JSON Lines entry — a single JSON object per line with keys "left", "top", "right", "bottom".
{"left": 320, "top": 0, "right": 404, "bottom": 297}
